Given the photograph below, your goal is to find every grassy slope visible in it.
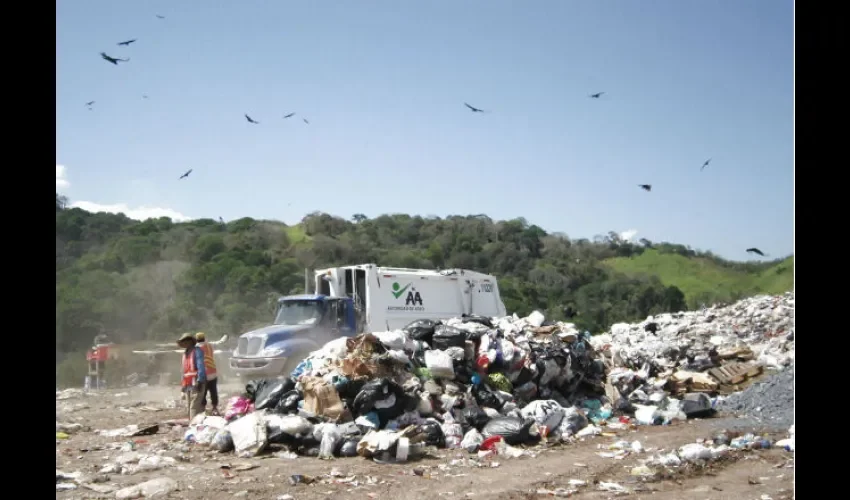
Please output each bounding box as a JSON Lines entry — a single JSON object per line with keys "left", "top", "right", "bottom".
{"left": 603, "top": 249, "right": 794, "bottom": 305}
{"left": 284, "top": 224, "right": 310, "bottom": 244}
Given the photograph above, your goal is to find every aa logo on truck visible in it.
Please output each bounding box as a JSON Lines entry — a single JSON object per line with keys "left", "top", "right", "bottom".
{"left": 389, "top": 282, "right": 424, "bottom": 311}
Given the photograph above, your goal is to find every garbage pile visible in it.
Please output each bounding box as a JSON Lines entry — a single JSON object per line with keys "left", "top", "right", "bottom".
{"left": 590, "top": 292, "right": 794, "bottom": 423}
{"left": 183, "top": 312, "right": 618, "bottom": 460}
{"left": 181, "top": 294, "right": 794, "bottom": 461}
{"left": 594, "top": 292, "right": 794, "bottom": 372}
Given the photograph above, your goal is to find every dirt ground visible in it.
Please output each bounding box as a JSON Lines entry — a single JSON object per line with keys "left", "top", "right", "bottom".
{"left": 56, "top": 384, "right": 794, "bottom": 500}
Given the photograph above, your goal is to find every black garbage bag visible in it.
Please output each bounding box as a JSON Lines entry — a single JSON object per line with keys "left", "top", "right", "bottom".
{"left": 419, "top": 420, "right": 446, "bottom": 448}
{"left": 473, "top": 385, "right": 503, "bottom": 410}
{"left": 336, "top": 438, "right": 360, "bottom": 457}
{"left": 613, "top": 396, "right": 636, "bottom": 415}
{"left": 301, "top": 446, "right": 321, "bottom": 457}
{"left": 245, "top": 379, "right": 271, "bottom": 401}
{"left": 274, "top": 390, "right": 303, "bottom": 414}
{"left": 681, "top": 393, "right": 716, "bottom": 419}
{"left": 268, "top": 429, "right": 300, "bottom": 446}
{"left": 337, "top": 377, "right": 367, "bottom": 403}
{"left": 453, "top": 363, "right": 474, "bottom": 385}
{"left": 463, "top": 329, "right": 486, "bottom": 342}
{"left": 461, "top": 314, "right": 493, "bottom": 329}
{"left": 254, "top": 378, "right": 296, "bottom": 410}
{"left": 432, "top": 325, "right": 467, "bottom": 350}
{"left": 404, "top": 319, "right": 440, "bottom": 343}
{"left": 513, "top": 366, "right": 535, "bottom": 387}
{"left": 352, "top": 378, "right": 391, "bottom": 414}
{"left": 299, "top": 434, "right": 321, "bottom": 450}
{"left": 482, "top": 417, "right": 540, "bottom": 445}
{"left": 352, "top": 378, "right": 407, "bottom": 423}
{"left": 462, "top": 407, "right": 491, "bottom": 431}
{"left": 513, "top": 381, "right": 539, "bottom": 403}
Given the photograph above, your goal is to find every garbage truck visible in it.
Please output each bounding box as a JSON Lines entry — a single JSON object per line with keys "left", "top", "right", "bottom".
{"left": 229, "top": 263, "right": 507, "bottom": 378}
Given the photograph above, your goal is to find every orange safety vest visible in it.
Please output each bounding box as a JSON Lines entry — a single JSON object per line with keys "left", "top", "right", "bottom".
{"left": 198, "top": 342, "right": 218, "bottom": 379}
{"left": 182, "top": 348, "right": 199, "bottom": 388}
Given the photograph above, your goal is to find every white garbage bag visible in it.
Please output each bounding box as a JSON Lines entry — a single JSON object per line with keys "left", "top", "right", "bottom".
{"left": 227, "top": 411, "right": 268, "bottom": 457}
{"left": 520, "top": 400, "right": 566, "bottom": 430}
{"left": 424, "top": 350, "right": 455, "bottom": 379}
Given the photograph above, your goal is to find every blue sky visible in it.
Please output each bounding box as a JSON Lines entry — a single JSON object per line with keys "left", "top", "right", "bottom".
{"left": 56, "top": 0, "right": 793, "bottom": 261}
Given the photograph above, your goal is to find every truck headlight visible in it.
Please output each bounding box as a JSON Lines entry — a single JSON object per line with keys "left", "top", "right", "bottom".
{"left": 261, "top": 347, "right": 285, "bottom": 357}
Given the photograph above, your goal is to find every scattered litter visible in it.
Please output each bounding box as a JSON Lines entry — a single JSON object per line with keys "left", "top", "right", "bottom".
{"left": 536, "top": 488, "right": 576, "bottom": 497}
{"left": 289, "top": 474, "right": 315, "bottom": 486}
{"left": 597, "top": 482, "right": 628, "bottom": 493}
{"left": 115, "top": 477, "right": 178, "bottom": 499}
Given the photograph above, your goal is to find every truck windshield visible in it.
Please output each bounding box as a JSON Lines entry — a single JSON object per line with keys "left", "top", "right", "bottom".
{"left": 274, "top": 300, "right": 323, "bottom": 326}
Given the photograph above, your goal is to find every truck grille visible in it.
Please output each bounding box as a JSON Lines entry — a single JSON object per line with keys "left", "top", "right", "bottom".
{"left": 236, "top": 337, "right": 264, "bottom": 356}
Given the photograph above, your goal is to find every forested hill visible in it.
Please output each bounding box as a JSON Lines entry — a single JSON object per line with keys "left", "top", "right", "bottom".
{"left": 55, "top": 195, "right": 793, "bottom": 357}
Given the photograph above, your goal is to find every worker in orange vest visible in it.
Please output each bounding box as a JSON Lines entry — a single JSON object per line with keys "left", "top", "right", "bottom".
{"left": 195, "top": 332, "right": 219, "bottom": 415}
{"left": 177, "top": 332, "right": 207, "bottom": 420}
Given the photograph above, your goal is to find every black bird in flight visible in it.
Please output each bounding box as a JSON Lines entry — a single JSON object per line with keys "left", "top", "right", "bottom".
{"left": 464, "top": 102, "right": 486, "bottom": 113}
{"left": 283, "top": 112, "right": 295, "bottom": 119}
{"left": 117, "top": 39, "right": 137, "bottom": 46}
{"left": 638, "top": 184, "right": 652, "bottom": 192}
{"left": 100, "top": 52, "right": 129, "bottom": 65}
{"left": 701, "top": 158, "right": 712, "bottom": 171}
{"left": 85, "top": 101, "right": 95, "bottom": 107}
{"left": 142, "top": 94, "right": 149, "bottom": 99}
{"left": 589, "top": 92, "right": 605, "bottom": 99}
{"left": 156, "top": 14, "right": 165, "bottom": 19}
{"left": 179, "top": 169, "right": 193, "bottom": 179}
{"left": 746, "top": 247, "right": 765, "bottom": 257}
{"left": 245, "top": 114, "right": 259, "bottom": 124}
{"left": 303, "top": 118, "right": 310, "bottom": 124}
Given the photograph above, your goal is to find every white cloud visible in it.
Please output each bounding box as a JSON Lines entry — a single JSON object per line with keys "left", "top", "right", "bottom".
{"left": 619, "top": 229, "right": 639, "bottom": 242}
{"left": 70, "top": 201, "right": 192, "bottom": 222}
{"left": 56, "top": 164, "right": 70, "bottom": 191}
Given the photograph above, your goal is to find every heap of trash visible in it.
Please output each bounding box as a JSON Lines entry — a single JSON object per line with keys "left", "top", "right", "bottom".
{"left": 592, "top": 292, "right": 794, "bottom": 424}
{"left": 595, "top": 292, "right": 794, "bottom": 373}
{"left": 183, "top": 293, "right": 794, "bottom": 461}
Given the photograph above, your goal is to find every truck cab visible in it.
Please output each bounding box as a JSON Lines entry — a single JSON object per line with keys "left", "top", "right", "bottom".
{"left": 229, "top": 294, "right": 356, "bottom": 378}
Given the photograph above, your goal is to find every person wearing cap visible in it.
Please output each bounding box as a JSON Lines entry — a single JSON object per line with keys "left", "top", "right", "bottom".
{"left": 195, "top": 332, "right": 219, "bottom": 415}
{"left": 177, "top": 332, "right": 207, "bottom": 420}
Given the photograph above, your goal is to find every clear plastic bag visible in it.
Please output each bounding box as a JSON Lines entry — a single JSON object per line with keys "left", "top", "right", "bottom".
{"left": 424, "top": 350, "right": 455, "bottom": 380}
{"left": 460, "top": 428, "right": 484, "bottom": 452}
{"left": 318, "top": 424, "right": 342, "bottom": 459}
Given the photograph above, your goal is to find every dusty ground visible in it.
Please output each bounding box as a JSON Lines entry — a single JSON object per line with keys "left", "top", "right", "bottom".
{"left": 56, "top": 385, "right": 794, "bottom": 499}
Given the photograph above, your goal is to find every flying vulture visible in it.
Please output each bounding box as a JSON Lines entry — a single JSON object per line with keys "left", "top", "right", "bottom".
{"left": 100, "top": 52, "right": 129, "bottom": 65}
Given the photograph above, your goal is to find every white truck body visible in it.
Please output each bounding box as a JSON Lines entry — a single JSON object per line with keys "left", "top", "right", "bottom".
{"left": 314, "top": 264, "right": 507, "bottom": 332}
